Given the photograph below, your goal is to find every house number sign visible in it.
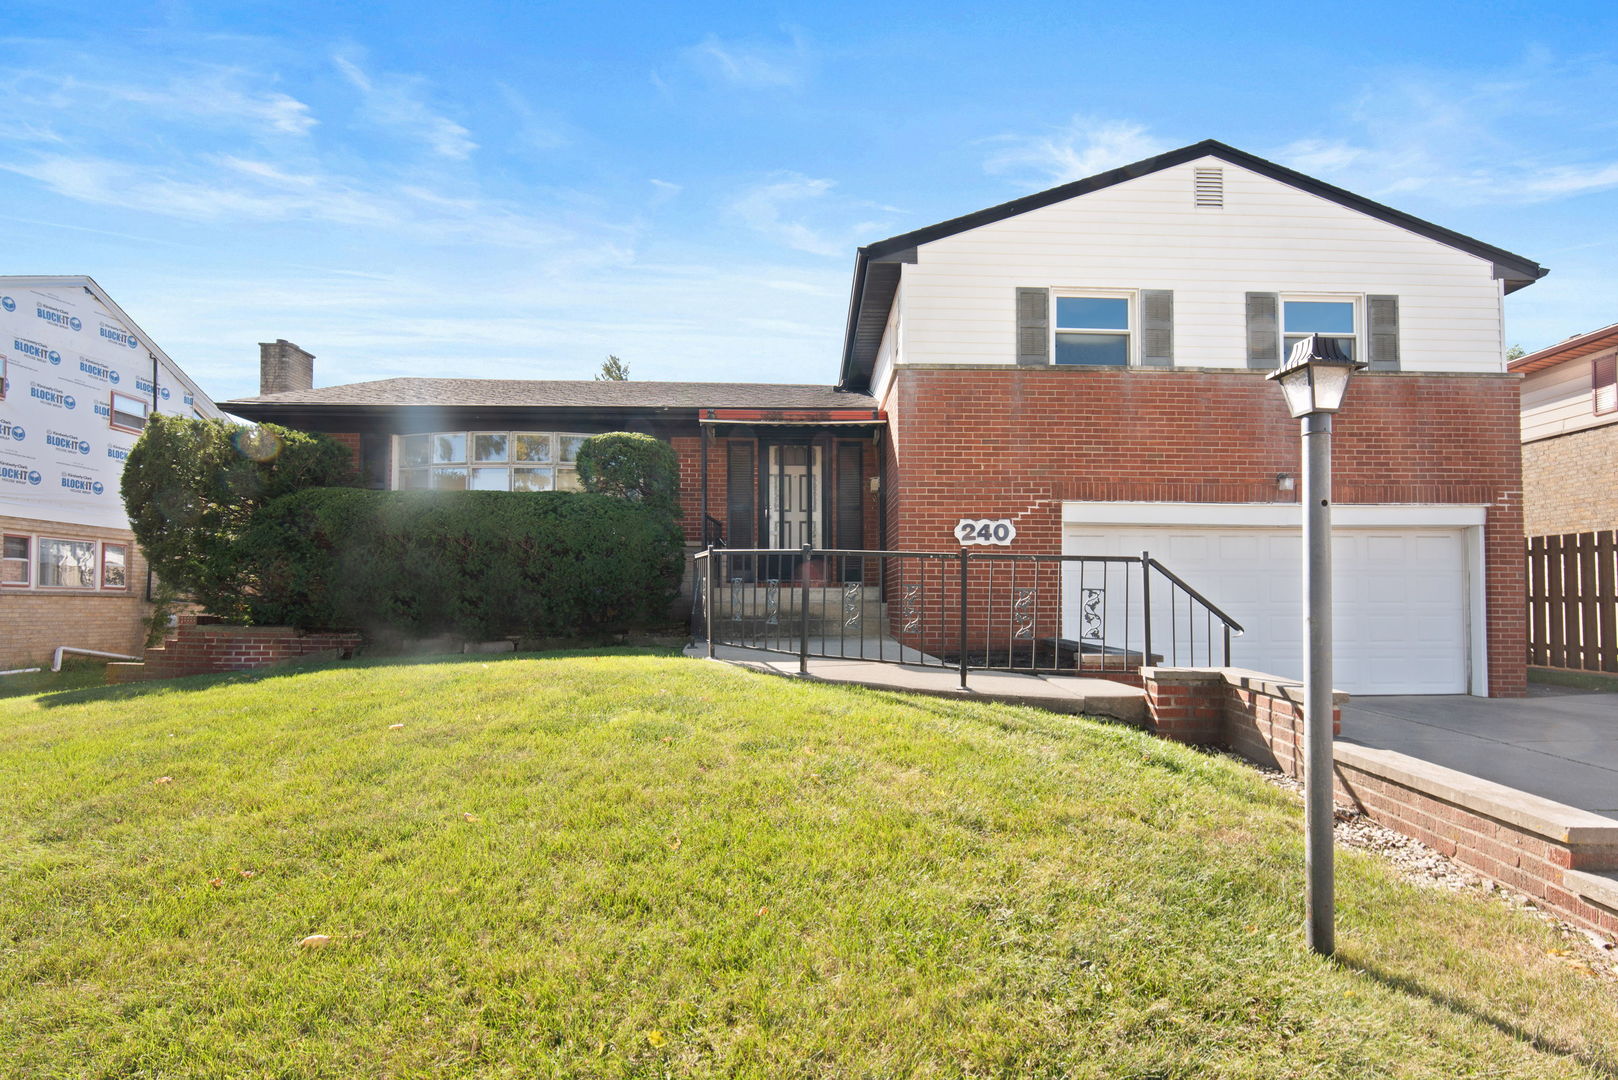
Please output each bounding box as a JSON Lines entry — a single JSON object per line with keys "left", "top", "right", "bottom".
{"left": 955, "top": 518, "right": 1017, "bottom": 546}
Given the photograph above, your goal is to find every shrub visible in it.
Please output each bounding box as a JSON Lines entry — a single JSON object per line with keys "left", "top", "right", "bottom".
{"left": 575, "top": 432, "right": 680, "bottom": 517}
{"left": 120, "top": 415, "right": 354, "bottom": 621}
{"left": 239, "top": 488, "right": 684, "bottom": 638}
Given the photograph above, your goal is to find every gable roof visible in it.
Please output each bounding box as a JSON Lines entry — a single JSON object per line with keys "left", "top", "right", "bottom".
{"left": 838, "top": 139, "right": 1548, "bottom": 391}
{"left": 1508, "top": 321, "right": 1618, "bottom": 375}
{"left": 0, "top": 274, "right": 219, "bottom": 412}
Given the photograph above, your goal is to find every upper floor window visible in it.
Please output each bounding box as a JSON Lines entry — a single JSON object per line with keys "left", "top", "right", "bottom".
{"left": 1054, "top": 293, "right": 1131, "bottom": 367}
{"left": 110, "top": 391, "right": 149, "bottom": 433}
{"left": 1595, "top": 351, "right": 1616, "bottom": 416}
{"left": 1283, "top": 298, "right": 1357, "bottom": 361}
{"left": 397, "top": 430, "right": 591, "bottom": 491}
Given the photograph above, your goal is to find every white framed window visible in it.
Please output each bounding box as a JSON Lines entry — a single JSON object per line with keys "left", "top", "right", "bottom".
{"left": 2, "top": 534, "right": 29, "bottom": 586}
{"left": 1594, "top": 350, "right": 1616, "bottom": 417}
{"left": 1282, "top": 296, "right": 1358, "bottom": 361}
{"left": 101, "top": 542, "right": 128, "bottom": 589}
{"left": 110, "top": 391, "right": 149, "bottom": 433}
{"left": 0, "top": 353, "right": 7, "bottom": 400}
{"left": 38, "top": 537, "right": 98, "bottom": 589}
{"left": 396, "top": 431, "right": 592, "bottom": 491}
{"left": 1053, "top": 292, "right": 1133, "bottom": 367}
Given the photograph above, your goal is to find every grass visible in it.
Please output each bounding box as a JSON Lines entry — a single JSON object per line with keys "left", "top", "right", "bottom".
{"left": 1, "top": 650, "right": 1615, "bottom": 1078}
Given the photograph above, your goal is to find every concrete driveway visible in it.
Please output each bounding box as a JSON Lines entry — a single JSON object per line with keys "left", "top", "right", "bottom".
{"left": 1339, "top": 686, "right": 1618, "bottom": 819}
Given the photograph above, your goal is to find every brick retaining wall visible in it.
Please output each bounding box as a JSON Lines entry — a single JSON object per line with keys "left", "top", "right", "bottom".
{"left": 107, "top": 614, "right": 361, "bottom": 683}
{"left": 1139, "top": 666, "right": 1618, "bottom": 940}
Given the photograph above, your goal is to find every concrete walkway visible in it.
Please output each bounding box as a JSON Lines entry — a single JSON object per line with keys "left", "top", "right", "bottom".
{"left": 685, "top": 643, "right": 1147, "bottom": 723}
{"left": 1340, "top": 687, "right": 1618, "bottom": 820}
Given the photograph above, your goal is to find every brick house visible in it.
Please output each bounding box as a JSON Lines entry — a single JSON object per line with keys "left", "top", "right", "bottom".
{"left": 1511, "top": 322, "right": 1618, "bottom": 536}
{"left": 223, "top": 140, "right": 1543, "bottom": 698}
{"left": 0, "top": 276, "right": 223, "bottom": 669}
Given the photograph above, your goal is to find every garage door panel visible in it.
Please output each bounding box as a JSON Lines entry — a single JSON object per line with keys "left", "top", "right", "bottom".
{"left": 1064, "top": 521, "right": 1469, "bottom": 695}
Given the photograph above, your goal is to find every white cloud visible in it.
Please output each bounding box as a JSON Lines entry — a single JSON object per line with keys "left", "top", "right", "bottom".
{"left": 983, "top": 117, "right": 1170, "bottom": 187}
{"left": 3, "top": 66, "right": 316, "bottom": 137}
{"left": 681, "top": 31, "right": 811, "bottom": 90}
{"left": 334, "top": 53, "right": 476, "bottom": 160}
{"left": 1268, "top": 65, "right": 1618, "bottom": 206}
{"left": 727, "top": 173, "right": 891, "bottom": 257}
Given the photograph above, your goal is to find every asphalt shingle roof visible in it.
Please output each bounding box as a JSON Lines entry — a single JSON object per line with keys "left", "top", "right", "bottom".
{"left": 223, "top": 378, "right": 875, "bottom": 411}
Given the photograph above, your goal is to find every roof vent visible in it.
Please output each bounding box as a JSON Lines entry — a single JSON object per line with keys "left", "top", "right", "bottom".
{"left": 1194, "top": 167, "right": 1223, "bottom": 208}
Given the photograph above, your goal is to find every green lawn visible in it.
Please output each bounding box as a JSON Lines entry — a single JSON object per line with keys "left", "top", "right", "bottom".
{"left": 2, "top": 651, "right": 1614, "bottom": 1078}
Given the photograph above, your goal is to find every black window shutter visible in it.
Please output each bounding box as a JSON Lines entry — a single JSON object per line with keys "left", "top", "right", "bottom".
{"left": 835, "top": 443, "right": 864, "bottom": 549}
{"left": 1140, "top": 289, "right": 1174, "bottom": 367}
{"left": 1246, "top": 292, "right": 1280, "bottom": 369}
{"left": 726, "top": 441, "right": 755, "bottom": 547}
{"left": 1367, "top": 295, "right": 1400, "bottom": 371}
{"left": 1016, "top": 287, "right": 1049, "bottom": 366}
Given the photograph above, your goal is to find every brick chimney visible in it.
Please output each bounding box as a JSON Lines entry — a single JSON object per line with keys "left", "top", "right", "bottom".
{"left": 259, "top": 339, "right": 314, "bottom": 395}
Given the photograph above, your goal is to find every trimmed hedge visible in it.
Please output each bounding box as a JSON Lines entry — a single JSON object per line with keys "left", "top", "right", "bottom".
{"left": 121, "top": 415, "right": 354, "bottom": 621}
{"left": 239, "top": 488, "right": 684, "bottom": 638}
{"left": 576, "top": 432, "right": 679, "bottom": 517}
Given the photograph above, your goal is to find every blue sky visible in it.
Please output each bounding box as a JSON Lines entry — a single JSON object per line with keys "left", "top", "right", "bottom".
{"left": 3, "top": 1, "right": 1617, "bottom": 402}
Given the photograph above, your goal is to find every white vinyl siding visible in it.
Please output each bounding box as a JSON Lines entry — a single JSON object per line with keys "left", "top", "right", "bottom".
{"left": 1520, "top": 350, "right": 1618, "bottom": 443}
{"left": 890, "top": 157, "right": 1504, "bottom": 374}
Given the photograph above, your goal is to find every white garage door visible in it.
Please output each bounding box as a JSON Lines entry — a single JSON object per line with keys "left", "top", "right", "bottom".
{"left": 1062, "top": 524, "right": 1470, "bottom": 695}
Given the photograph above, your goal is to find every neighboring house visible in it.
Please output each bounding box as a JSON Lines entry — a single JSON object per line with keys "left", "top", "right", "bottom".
{"left": 0, "top": 276, "right": 224, "bottom": 669}
{"left": 223, "top": 140, "right": 1543, "bottom": 698}
{"left": 1510, "top": 323, "right": 1618, "bottom": 536}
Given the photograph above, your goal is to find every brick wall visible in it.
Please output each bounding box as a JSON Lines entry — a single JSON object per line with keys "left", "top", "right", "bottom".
{"left": 884, "top": 366, "right": 1526, "bottom": 696}
{"left": 1523, "top": 421, "right": 1618, "bottom": 535}
{"left": 107, "top": 614, "right": 362, "bottom": 683}
{"left": 0, "top": 514, "right": 153, "bottom": 669}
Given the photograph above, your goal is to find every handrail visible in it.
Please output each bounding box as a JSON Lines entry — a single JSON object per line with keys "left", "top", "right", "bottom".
{"left": 693, "top": 545, "right": 1245, "bottom": 676}
{"left": 1146, "top": 557, "right": 1245, "bottom": 635}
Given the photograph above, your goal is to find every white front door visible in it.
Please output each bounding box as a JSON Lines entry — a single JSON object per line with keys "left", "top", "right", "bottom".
{"left": 766, "top": 445, "right": 822, "bottom": 548}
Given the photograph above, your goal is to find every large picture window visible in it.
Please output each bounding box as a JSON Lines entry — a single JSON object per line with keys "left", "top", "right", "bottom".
{"left": 38, "top": 537, "right": 98, "bottom": 589}
{"left": 397, "top": 431, "right": 590, "bottom": 492}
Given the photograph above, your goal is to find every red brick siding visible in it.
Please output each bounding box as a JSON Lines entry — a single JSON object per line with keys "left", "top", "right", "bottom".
{"left": 885, "top": 367, "right": 1526, "bottom": 696}
{"left": 107, "top": 614, "right": 361, "bottom": 683}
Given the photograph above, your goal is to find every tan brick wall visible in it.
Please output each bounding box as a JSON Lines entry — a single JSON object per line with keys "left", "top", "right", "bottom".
{"left": 0, "top": 513, "right": 153, "bottom": 669}
{"left": 1523, "top": 421, "right": 1618, "bottom": 536}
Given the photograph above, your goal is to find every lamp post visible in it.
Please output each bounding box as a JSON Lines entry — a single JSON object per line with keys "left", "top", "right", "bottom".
{"left": 1267, "top": 333, "right": 1366, "bottom": 957}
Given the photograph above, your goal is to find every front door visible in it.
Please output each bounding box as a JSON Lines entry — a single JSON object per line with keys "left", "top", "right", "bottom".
{"left": 766, "top": 444, "right": 822, "bottom": 548}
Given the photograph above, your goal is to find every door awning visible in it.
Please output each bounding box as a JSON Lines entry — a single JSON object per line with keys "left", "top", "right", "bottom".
{"left": 699, "top": 408, "right": 887, "bottom": 426}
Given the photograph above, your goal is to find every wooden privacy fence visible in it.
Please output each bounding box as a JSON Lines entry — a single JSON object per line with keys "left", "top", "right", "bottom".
{"left": 1527, "top": 529, "right": 1618, "bottom": 672}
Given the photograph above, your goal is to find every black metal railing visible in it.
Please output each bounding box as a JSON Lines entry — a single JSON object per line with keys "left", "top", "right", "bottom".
{"left": 702, "top": 514, "right": 727, "bottom": 548}
{"left": 691, "top": 545, "right": 1243, "bottom": 687}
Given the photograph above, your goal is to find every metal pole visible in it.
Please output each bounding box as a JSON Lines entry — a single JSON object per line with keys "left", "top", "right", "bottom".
{"left": 799, "top": 542, "right": 812, "bottom": 677}
{"left": 958, "top": 548, "right": 970, "bottom": 690}
{"left": 704, "top": 546, "right": 716, "bottom": 660}
{"left": 1140, "top": 551, "right": 1153, "bottom": 667}
{"left": 1302, "top": 411, "right": 1335, "bottom": 956}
